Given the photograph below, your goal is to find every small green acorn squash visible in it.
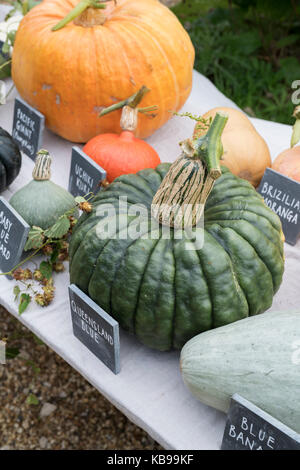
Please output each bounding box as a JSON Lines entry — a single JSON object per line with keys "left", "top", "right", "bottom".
{"left": 0, "top": 127, "right": 22, "bottom": 193}
{"left": 10, "top": 149, "right": 76, "bottom": 229}
{"left": 69, "top": 113, "right": 285, "bottom": 351}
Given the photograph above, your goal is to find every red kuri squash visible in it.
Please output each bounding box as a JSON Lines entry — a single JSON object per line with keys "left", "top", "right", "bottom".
{"left": 83, "top": 86, "right": 161, "bottom": 181}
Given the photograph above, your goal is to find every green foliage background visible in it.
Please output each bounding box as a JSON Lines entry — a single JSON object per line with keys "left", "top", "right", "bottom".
{"left": 172, "top": 0, "right": 300, "bottom": 124}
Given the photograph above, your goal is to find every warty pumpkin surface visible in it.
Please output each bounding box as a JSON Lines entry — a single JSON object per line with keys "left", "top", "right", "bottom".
{"left": 12, "top": 0, "right": 195, "bottom": 142}
{"left": 69, "top": 116, "right": 284, "bottom": 351}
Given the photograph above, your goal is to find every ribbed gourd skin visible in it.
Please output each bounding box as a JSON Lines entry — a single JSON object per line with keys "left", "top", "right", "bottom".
{"left": 10, "top": 180, "right": 76, "bottom": 229}
{"left": 69, "top": 163, "right": 285, "bottom": 351}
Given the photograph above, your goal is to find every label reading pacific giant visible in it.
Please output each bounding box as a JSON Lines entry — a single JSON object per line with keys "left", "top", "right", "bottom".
{"left": 221, "top": 394, "right": 300, "bottom": 450}
{"left": 258, "top": 168, "right": 300, "bottom": 245}
{"left": 12, "top": 97, "right": 45, "bottom": 160}
{"left": 68, "top": 284, "right": 120, "bottom": 374}
{"left": 68, "top": 147, "right": 106, "bottom": 198}
{"left": 0, "top": 197, "right": 30, "bottom": 274}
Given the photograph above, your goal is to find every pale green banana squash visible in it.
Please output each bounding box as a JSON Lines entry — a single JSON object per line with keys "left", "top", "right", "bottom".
{"left": 181, "top": 310, "right": 300, "bottom": 433}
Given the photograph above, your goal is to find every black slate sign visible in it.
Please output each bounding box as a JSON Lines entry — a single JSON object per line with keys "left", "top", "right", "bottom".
{"left": 12, "top": 97, "right": 45, "bottom": 160}
{"left": 221, "top": 394, "right": 300, "bottom": 450}
{"left": 69, "top": 284, "right": 120, "bottom": 374}
{"left": 68, "top": 146, "right": 106, "bottom": 197}
{"left": 258, "top": 168, "right": 300, "bottom": 245}
{"left": 0, "top": 197, "right": 30, "bottom": 274}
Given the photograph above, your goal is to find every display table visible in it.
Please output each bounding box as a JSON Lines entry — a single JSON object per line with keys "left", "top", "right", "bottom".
{"left": 1, "top": 6, "right": 299, "bottom": 450}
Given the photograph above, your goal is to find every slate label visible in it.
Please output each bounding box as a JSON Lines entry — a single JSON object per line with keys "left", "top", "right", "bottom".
{"left": 258, "top": 168, "right": 300, "bottom": 245}
{"left": 221, "top": 394, "right": 300, "bottom": 450}
{"left": 68, "top": 147, "right": 106, "bottom": 198}
{"left": 12, "top": 97, "right": 45, "bottom": 160}
{"left": 69, "top": 284, "right": 120, "bottom": 374}
{"left": 0, "top": 197, "right": 30, "bottom": 274}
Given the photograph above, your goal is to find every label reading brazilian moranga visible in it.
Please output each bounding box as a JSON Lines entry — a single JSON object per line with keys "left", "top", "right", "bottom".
{"left": 12, "top": 97, "right": 45, "bottom": 160}
{"left": 257, "top": 168, "right": 300, "bottom": 245}
{"left": 68, "top": 284, "right": 120, "bottom": 374}
{"left": 68, "top": 147, "right": 106, "bottom": 197}
{"left": 0, "top": 197, "right": 30, "bottom": 274}
{"left": 221, "top": 394, "right": 300, "bottom": 450}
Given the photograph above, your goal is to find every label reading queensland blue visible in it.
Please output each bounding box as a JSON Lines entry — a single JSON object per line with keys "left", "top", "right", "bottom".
{"left": 12, "top": 97, "right": 45, "bottom": 160}
{"left": 257, "top": 168, "right": 300, "bottom": 245}
{"left": 221, "top": 394, "right": 300, "bottom": 450}
{"left": 68, "top": 147, "right": 106, "bottom": 197}
{"left": 68, "top": 284, "right": 120, "bottom": 374}
{"left": 0, "top": 197, "right": 30, "bottom": 274}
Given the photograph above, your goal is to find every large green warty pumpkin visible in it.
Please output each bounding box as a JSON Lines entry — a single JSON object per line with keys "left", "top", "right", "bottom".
{"left": 69, "top": 114, "right": 285, "bottom": 351}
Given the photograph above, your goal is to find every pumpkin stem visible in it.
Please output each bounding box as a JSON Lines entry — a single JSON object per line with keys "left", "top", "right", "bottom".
{"left": 291, "top": 106, "right": 300, "bottom": 148}
{"left": 33, "top": 150, "right": 52, "bottom": 181}
{"left": 120, "top": 106, "right": 138, "bottom": 132}
{"left": 52, "top": 0, "right": 113, "bottom": 31}
{"left": 151, "top": 113, "right": 228, "bottom": 229}
{"left": 99, "top": 86, "right": 150, "bottom": 118}
{"left": 99, "top": 85, "right": 157, "bottom": 131}
{"left": 190, "top": 112, "right": 228, "bottom": 179}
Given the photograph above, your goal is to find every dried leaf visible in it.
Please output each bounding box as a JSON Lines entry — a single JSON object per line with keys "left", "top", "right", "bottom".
{"left": 24, "top": 226, "right": 45, "bottom": 251}
{"left": 44, "top": 215, "right": 70, "bottom": 239}
{"left": 39, "top": 261, "right": 52, "bottom": 280}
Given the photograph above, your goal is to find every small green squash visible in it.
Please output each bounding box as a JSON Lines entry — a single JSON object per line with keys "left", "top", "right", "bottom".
{"left": 10, "top": 149, "right": 76, "bottom": 229}
{"left": 180, "top": 310, "right": 300, "bottom": 434}
{"left": 69, "top": 113, "right": 285, "bottom": 351}
{"left": 0, "top": 127, "right": 22, "bottom": 193}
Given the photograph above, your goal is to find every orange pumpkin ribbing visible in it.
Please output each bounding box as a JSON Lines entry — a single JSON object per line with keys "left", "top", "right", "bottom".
{"left": 12, "top": 0, "right": 195, "bottom": 143}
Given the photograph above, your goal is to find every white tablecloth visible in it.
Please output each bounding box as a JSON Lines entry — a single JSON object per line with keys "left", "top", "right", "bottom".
{"left": 1, "top": 5, "right": 299, "bottom": 451}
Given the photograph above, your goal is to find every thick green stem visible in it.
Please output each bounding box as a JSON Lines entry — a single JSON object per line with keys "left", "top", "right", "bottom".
{"left": 193, "top": 112, "right": 228, "bottom": 179}
{"left": 0, "top": 59, "right": 12, "bottom": 71}
{"left": 99, "top": 85, "right": 150, "bottom": 117}
{"left": 138, "top": 105, "right": 158, "bottom": 114}
{"left": 52, "top": 0, "right": 107, "bottom": 31}
{"left": 0, "top": 241, "right": 49, "bottom": 277}
{"left": 291, "top": 106, "right": 300, "bottom": 147}
{"left": 152, "top": 112, "right": 228, "bottom": 229}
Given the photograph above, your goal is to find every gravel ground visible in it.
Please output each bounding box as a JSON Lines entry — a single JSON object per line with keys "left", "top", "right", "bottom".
{"left": 0, "top": 306, "right": 162, "bottom": 450}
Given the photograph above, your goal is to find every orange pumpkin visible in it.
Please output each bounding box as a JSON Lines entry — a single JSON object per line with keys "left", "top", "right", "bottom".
{"left": 272, "top": 146, "right": 300, "bottom": 183}
{"left": 84, "top": 130, "right": 161, "bottom": 182}
{"left": 193, "top": 107, "right": 271, "bottom": 187}
{"left": 12, "top": 0, "right": 195, "bottom": 143}
{"left": 84, "top": 87, "right": 161, "bottom": 181}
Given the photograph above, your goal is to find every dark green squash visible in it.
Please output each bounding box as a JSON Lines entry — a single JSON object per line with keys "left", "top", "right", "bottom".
{"left": 0, "top": 127, "right": 22, "bottom": 193}
{"left": 69, "top": 113, "right": 285, "bottom": 351}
